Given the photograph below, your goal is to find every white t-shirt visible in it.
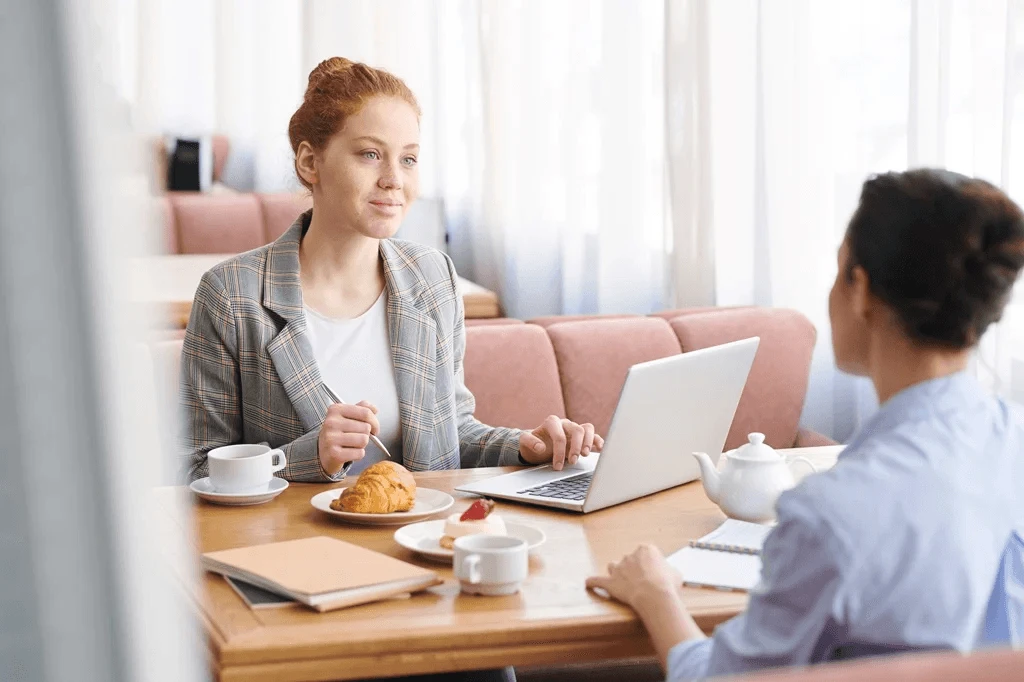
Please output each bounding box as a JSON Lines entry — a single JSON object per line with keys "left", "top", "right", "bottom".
{"left": 303, "top": 291, "right": 403, "bottom": 475}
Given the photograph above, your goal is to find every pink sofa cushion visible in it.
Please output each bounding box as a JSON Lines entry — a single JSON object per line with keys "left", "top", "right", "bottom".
{"left": 546, "top": 318, "right": 682, "bottom": 436}
{"left": 464, "top": 325, "right": 566, "bottom": 429}
{"left": 669, "top": 308, "right": 815, "bottom": 450}
{"left": 260, "top": 192, "right": 313, "bottom": 243}
{"left": 172, "top": 193, "right": 264, "bottom": 254}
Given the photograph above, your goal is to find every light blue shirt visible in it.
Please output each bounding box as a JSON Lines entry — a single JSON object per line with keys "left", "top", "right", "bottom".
{"left": 668, "top": 372, "right": 1024, "bottom": 680}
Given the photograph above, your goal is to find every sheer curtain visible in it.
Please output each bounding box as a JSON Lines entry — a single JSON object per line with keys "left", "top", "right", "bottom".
{"left": 435, "top": 0, "right": 670, "bottom": 317}
{"left": 114, "top": 0, "right": 670, "bottom": 319}
{"left": 669, "top": 0, "right": 1024, "bottom": 440}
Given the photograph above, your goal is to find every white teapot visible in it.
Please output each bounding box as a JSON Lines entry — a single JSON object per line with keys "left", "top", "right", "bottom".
{"left": 692, "top": 432, "right": 817, "bottom": 523}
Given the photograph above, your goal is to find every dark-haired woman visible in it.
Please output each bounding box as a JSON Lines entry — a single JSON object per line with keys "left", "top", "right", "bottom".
{"left": 181, "top": 57, "right": 601, "bottom": 487}
{"left": 587, "top": 169, "right": 1024, "bottom": 679}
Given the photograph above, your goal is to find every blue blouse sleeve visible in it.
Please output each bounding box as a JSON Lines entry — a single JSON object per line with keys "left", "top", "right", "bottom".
{"left": 668, "top": 494, "right": 848, "bottom": 680}
{"left": 666, "top": 638, "right": 712, "bottom": 680}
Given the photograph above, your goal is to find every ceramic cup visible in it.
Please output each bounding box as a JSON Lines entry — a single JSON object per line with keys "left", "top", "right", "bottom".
{"left": 453, "top": 534, "right": 529, "bottom": 596}
{"left": 208, "top": 444, "right": 286, "bottom": 494}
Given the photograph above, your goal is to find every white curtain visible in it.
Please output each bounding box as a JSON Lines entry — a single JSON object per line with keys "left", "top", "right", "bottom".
{"left": 669, "top": 0, "right": 1024, "bottom": 440}
{"left": 443, "top": 0, "right": 669, "bottom": 317}
{"left": 114, "top": 0, "right": 670, "bottom": 319}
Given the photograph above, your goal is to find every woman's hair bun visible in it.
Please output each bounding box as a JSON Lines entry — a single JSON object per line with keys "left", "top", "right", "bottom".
{"left": 306, "top": 57, "right": 355, "bottom": 92}
{"left": 845, "top": 169, "right": 1024, "bottom": 348}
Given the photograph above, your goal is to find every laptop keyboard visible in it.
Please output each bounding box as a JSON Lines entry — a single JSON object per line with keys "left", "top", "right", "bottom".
{"left": 519, "top": 472, "right": 594, "bottom": 501}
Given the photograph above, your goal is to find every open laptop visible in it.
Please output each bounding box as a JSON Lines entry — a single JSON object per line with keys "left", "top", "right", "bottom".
{"left": 455, "top": 337, "right": 759, "bottom": 513}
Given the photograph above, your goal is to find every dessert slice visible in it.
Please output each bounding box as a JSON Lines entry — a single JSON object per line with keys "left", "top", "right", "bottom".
{"left": 440, "top": 499, "right": 506, "bottom": 549}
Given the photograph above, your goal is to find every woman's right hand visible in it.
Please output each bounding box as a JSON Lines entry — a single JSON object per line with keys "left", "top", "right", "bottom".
{"left": 318, "top": 401, "right": 380, "bottom": 476}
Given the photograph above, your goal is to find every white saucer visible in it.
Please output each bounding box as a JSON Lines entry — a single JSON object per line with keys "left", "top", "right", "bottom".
{"left": 190, "top": 477, "right": 289, "bottom": 506}
{"left": 393, "top": 519, "right": 546, "bottom": 562}
{"left": 310, "top": 487, "right": 455, "bottom": 526}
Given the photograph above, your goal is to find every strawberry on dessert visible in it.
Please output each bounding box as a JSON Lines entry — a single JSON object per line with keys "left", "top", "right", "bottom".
{"left": 440, "top": 499, "right": 506, "bottom": 549}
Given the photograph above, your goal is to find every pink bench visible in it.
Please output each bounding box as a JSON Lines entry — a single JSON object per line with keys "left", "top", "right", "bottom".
{"left": 464, "top": 307, "right": 828, "bottom": 451}
{"left": 152, "top": 306, "right": 830, "bottom": 457}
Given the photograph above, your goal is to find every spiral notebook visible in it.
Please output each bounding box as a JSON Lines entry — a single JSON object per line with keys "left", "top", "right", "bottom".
{"left": 688, "top": 519, "right": 772, "bottom": 555}
{"left": 668, "top": 520, "right": 772, "bottom": 592}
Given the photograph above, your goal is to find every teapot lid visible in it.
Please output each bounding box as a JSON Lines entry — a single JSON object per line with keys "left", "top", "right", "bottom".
{"left": 730, "top": 432, "right": 781, "bottom": 462}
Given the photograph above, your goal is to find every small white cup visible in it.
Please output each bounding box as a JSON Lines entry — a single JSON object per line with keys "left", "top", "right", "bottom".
{"left": 208, "top": 444, "right": 286, "bottom": 494}
{"left": 453, "top": 534, "right": 529, "bottom": 596}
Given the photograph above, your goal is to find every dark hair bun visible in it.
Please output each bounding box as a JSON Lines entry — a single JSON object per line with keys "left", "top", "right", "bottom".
{"left": 846, "top": 169, "right": 1024, "bottom": 348}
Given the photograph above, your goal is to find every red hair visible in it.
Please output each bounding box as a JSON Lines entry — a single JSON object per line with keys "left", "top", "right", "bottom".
{"left": 288, "top": 57, "right": 421, "bottom": 190}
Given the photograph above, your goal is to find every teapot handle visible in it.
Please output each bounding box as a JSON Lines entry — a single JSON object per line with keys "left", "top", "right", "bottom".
{"left": 789, "top": 456, "right": 818, "bottom": 475}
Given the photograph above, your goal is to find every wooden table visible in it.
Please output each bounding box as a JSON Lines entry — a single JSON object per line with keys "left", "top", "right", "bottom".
{"left": 154, "top": 469, "right": 749, "bottom": 681}
{"left": 130, "top": 254, "right": 502, "bottom": 328}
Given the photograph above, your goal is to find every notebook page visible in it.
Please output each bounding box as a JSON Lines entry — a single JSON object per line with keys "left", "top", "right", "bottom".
{"left": 690, "top": 519, "right": 772, "bottom": 555}
{"left": 668, "top": 546, "right": 762, "bottom": 591}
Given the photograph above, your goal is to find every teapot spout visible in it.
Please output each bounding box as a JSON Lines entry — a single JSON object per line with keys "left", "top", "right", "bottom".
{"left": 692, "top": 452, "right": 721, "bottom": 504}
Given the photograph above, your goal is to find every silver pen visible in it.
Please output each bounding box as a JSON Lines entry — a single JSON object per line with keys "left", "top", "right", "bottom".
{"left": 323, "top": 387, "right": 393, "bottom": 460}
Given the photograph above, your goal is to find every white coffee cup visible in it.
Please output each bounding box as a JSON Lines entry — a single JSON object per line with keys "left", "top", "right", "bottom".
{"left": 453, "top": 534, "right": 529, "bottom": 596}
{"left": 208, "top": 444, "right": 286, "bottom": 494}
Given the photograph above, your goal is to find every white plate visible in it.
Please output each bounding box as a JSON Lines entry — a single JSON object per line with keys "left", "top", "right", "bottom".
{"left": 190, "top": 477, "right": 289, "bottom": 506}
{"left": 393, "top": 519, "right": 546, "bottom": 562}
{"left": 310, "top": 487, "right": 454, "bottom": 525}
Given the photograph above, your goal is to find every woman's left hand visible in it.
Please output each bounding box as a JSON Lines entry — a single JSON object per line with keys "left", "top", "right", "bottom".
{"left": 518, "top": 415, "right": 604, "bottom": 470}
{"left": 585, "top": 544, "right": 682, "bottom": 611}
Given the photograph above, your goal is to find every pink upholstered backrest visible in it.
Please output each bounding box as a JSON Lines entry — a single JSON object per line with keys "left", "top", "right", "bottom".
{"left": 172, "top": 193, "right": 264, "bottom": 254}
{"left": 463, "top": 325, "right": 566, "bottom": 429}
{"left": 259, "top": 192, "right": 313, "bottom": 243}
{"left": 527, "top": 313, "right": 638, "bottom": 328}
{"left": 739, "top": 648, "right": 1024, "bottom": 682}
{"left": 669, "top": 308, "right": 816, "bottom": 450}
{"left": 545, "top": 318, "right": 682, "bottom": 436}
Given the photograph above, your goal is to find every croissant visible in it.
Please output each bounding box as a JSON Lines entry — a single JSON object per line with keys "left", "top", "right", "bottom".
{"left": 331, "top": 461, "right": 416, "bottom": 513}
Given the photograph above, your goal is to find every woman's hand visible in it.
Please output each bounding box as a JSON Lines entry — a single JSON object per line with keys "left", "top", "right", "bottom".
{"left": 318, "top": 400, "right": 380, "bottom": 476}
{"left": 586, "top": 544, "right": 706, "bottom": 665}
{"left": 518, "top": 415, "right": 604, "bottom": 470}
{"left": 585, "top": 544, "right": 682, "bottom": 611}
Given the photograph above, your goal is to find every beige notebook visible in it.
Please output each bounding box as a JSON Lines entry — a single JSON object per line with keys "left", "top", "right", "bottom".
{"left": 202, "top": 536, "right": 442, "bottom": 612}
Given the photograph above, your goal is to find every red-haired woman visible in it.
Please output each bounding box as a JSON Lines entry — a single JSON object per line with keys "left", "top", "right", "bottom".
{"left": 182, "top": 57, "right": 602, "bottom": 488}
{"left": 183, "top": 57, "right": 608, "bottom": 681}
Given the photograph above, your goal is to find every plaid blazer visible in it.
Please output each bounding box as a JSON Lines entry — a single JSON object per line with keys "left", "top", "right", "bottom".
{"left": 181, "top": 211, "right": 523, "bottom": 483}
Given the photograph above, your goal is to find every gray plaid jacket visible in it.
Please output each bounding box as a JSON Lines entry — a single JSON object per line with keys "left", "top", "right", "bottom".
{"left": 181, "top": 211, "right": 523, "bottom": 482}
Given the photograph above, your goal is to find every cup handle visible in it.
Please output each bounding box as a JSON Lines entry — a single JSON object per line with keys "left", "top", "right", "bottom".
{"left": 790, "top": 456, "right": 818, "bottom": 475}
{"left": 461, "top": 555, "right": 481, "bottom": 584}
{"left": 269, "top": 448, "right": 287, "bottom": 473}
